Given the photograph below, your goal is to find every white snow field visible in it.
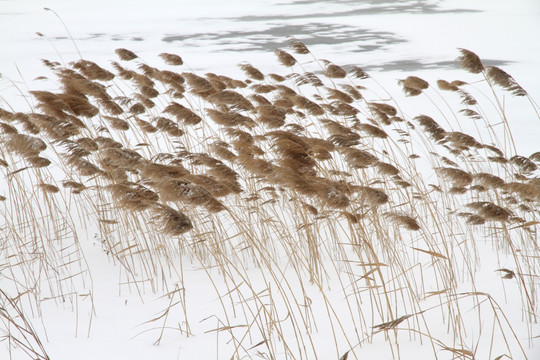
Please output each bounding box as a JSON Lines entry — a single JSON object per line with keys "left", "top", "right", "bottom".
{"left": 1, "top": 1, "right": 539, "bottom": 359}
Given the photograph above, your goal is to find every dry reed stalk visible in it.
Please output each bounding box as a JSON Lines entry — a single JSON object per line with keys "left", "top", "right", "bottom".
{"left": 457, "top": 89, "right": 477, "bottom": 106}
{"left": 38, "top": 183, "right": 60, "bottom": 193}
{"left": 205, "top": 73, "right": 228, "bottom": 92}
{"left": 209, "top": 141, "right": 237, "bottom": 161}
{"left": 302, "top": 72, "right": 324, "bottom": 87}
{"left": 268, "top": 73, "right": 286, "bottom": 82}
{"left": 134, "top": 94, "right": 156, "bottom": 109}
{"left": 328, "top": 134, "right": 360, "bottom": 147}
{"left": 71, "top": 59, "right": 115, "bottom": 81}
{"left": 99, "top": 147, "right": 143, "bottom": 169}
{"left": 256, "top": 105, "right": 287, "bottom": 128}
{"left": 2, "top": 44, "right": 538, "bottom": 359}
{"left": 435, "top": 167, "right": 473, "bottom": 188}
{"left": 324, "top": 62, "right": 347, "bottom": 79}
{"left": 151, "top": 204, "right": 192, "bottom": 235}
{"left": 206, "top": 109, "right": 251, "bottom": 127}
{"left": 67, "top": 157, "right": 102, "bottom": 176}
{"left": 457, "top": 48, "right": 484, "bottom": 74}
{"left": 332, "top": 102, "right": 359, "bottom": 117}
{"left": 107, "top": 182, "right": 159, "bottom": 211}
{"left": 384, "top": 212, "right": 420, "bottom": 230}
{"left": 0, "top": 107, "right": 14, "bottom": 121}
{"left": 115, "top": 48, "right": 138, "bottom": 61}
{"left": 4, "top": 134, "right": 47, "bottom": 157}
{"left": 482, "top": 144, "right": 504, "bottom": 157}
{"left": 26, "top": 156, "right": 51, "bottom": 168}
{"left": 326, "top": 88, "right": 354, "bottom": 104}
{"left": 529, "top": 152, "right": 540, "bottom": 163}
{"left": 354, "top": 186, "right": 389, "bottom": 206}
{"left": 339, "top": 84, "right": 363, "bottom": 100}
{"left": 62, "top": 180, "right": 87, "bottom": 193}
{"left": 207, "top": 91, "right": 254, "bottom": 111}
{"left": 237, "top": 154, "right": 274, "bottom": 176}
{"left": 251, "top": 84, "right": 276, "bottom": 94}
{"left": 509, "top": 155, "right": 537, "bottom": 173}
{"left": 239, "top": 63, "right": 265, "bottom": 81}
{"left": 32, "top": 113, "right": 81, "bottom": 139}
{"left": 249, "top": 93, "right": 272, "bottom": 106}
{"left": 339, "top": 147, "right": 378, "bottom": 168}
{"left": 159, "top": 52, "right": 184, "bottom": 66}
{"left": 443, "top": 131, "right": 482, "bottom": 150}
{"left": 138, "top": 162, "right": 188, "bottom": 183}
{"left": 369, "top": 102, "right": 397, "bottom": 116}
{"left": 163, "top": 102, "right": 202, "bottom": 125}
{"left": 321, "top": 119, "right": 357, "bottom": 137}
{"left": 128, "top": 102, "right": 146, "bottom": 115}
{"left": 0, "top": 122, "right": 18, "bottom": 134}
{"left": 289, "top": 95, "right": 324, "bottom": 116}
{"left": 103, "top": 116, "right": 129, "bottom": 131}
{"left": 274, "top": 49, "right": 297, "bottom": 67}
{"left": 288, "top": 37, "right": 310, "bottom": 54}
{"left": 459, "top": 109, "right": 482, "bottom": 120}
{"left": 11, "top": 113, "right": 39, "bottom": 134}
{"left": 92, "top": 137, "right": 121, "bottom": 150}
{"left": 138, "top": 63, "right": 160, "bottom": 78}
{"left": 134, "top": 118, "right": 157, "bottom": 133}
{"left": 466, "top": 214, "right": 486, "bottom": 225}
{"left": 138, "top": 84, "right": 160, "bottom": 99}
{"left": 155, "top": 178, "right": 214, "bottom": 206}
{"left": 212, "top": 74, "right": 247, "bottom": 89}
{"left": 398, "top": 76, "right": 429, "bottom": 96}
{"left": 437, "top": 79, "right": 459, "bottom": 92}
{"left": 32, "top": 90, "right": 99, "bottom": 118}
{"left": 374, "top": 161, "right": 399, "bottom": 176}
{"left": 503, "top": 182, "right": 540, "bottom": 202}
{"left": 99, "top": 98, "right": 124, "bottom": 115}
{"left": 183, "top": 174, "right": 234, "bottom": 197}
{"left": 355, "top": 123, "right": 388, "bottom": 139}
{"left": 156, "top": 70, "right": 185, "bottom": 90}
{"left": 273, "top": 98, "right": 294, "bottom": 110}
{"left": 414, "top": 115, "right": 446, "bottom": 141}
{"left": 225, "top": 128, "right": 255, "bottom": 144}
{"left": 154, "top": 116, "right": 184, "bottom": 136}
{"left": 473, "top": 173, "right": 505, "bottom": 189}
{"left": 182, "top": 72, "right": 214, "bottom": 93}
{"left": 467, "top": 201, "right": 512, "bottom": 222}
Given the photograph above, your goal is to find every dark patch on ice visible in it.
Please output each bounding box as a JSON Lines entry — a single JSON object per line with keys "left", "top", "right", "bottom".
{"left": 360, "top": 59, "right": 512, "bottom": 72}
{"left": 162, "top": 23, "right": 404, "bottom": 53}
{"left": 239, "top": 0, "right": 480, "bottom": 22}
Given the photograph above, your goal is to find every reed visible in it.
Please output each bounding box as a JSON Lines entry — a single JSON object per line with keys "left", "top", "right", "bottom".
{"left": 1, "top": 42, "right": 539, "bottom": 359}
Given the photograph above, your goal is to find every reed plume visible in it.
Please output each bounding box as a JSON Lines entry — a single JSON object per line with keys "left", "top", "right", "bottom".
{"left": 457, "top": 48, "right": 484, "bottom": 74}
{"left": 159, "top": 52, "right": 184, "bottom": 66}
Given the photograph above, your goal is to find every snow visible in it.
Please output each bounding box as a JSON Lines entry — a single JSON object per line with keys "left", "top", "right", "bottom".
{"left": 1, "top": 0, "right": 539, "bottom": 359}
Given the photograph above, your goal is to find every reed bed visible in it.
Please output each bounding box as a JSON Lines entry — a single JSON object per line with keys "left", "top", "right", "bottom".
{"left": 0, "top": 40, "right": 539, "bottom": 359}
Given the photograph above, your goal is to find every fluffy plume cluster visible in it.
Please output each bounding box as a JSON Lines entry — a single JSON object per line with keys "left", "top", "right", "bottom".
{"left": 0, "top": 40, "right": 539, "bottom": 360}
{"left": 0, "top": 43, "right": 537, "bottom": 239}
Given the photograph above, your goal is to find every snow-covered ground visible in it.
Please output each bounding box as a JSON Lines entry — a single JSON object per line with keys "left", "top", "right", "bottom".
{"left": 1, "top": 1, "right": 539, "bottom": 359}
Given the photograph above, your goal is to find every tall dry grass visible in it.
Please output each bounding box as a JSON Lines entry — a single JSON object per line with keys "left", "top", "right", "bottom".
{"left": 1, "top": 40, "right": 539, "bottom": 359}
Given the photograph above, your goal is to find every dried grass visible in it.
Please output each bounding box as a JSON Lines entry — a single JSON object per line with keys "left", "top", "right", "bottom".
{"left": 1, "top": 43, "right": 538, "bottom": 360}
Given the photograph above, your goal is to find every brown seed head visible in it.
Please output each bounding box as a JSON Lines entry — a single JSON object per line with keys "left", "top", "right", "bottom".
{"left": 115, "top": 48, "right": 138, "bottom": 61}
{"left": 274, "top": 49, "right": 297, "bottom": 67}
{"left": 457, "top": 48, "right": 484, "bottom": 74}
{"left": 159, "top": 53, "right": 184, "bottom": 66}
